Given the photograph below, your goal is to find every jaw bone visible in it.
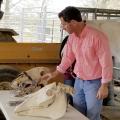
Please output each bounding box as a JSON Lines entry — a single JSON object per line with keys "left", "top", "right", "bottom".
{"left": 14, "top": 82, "right": 67, "bottom": 120}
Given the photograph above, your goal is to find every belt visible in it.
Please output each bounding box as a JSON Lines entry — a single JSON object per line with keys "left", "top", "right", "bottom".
{"left": 77, "top": 77, "right": 102, "bottom": 81}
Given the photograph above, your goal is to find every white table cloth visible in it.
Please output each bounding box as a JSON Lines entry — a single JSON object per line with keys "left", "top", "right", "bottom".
{"left": 0, "top": 90, "right": 89, "bottom": 120}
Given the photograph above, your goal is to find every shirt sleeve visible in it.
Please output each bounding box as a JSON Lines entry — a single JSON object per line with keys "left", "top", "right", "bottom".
{"left": 95, "top": 32, "right": 113, "bottom": 84}
{"left": 57, "top": 36, "right": 75, "bottom": 73}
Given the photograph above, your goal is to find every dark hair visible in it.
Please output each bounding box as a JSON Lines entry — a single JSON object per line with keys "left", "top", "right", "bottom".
{"left": 58, "top": 6, "right": 82, "bottom": 22}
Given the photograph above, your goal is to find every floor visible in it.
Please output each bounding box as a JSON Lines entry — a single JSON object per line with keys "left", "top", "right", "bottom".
{"left": 101, "top": 105, "right": 120, "bottom": 120}
{"left": 101, "top": 85, "right": 120, "bottom": 120}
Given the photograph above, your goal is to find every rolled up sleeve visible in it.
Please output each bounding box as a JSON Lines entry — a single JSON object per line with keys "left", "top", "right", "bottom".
{"left": 57, "top": 36, "right": 75, "bottom": 73}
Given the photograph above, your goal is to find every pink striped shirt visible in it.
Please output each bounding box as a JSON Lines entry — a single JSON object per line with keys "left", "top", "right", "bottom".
{"left": 57, "top": 25, "right": 113, "bottom": 84}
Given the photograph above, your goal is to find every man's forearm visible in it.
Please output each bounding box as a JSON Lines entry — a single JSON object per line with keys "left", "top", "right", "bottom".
{"left": 51, "top": 70, "right": 63, "bottom": 78}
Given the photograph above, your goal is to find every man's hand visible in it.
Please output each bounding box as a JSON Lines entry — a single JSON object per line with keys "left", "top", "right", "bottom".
{"left": 38, "top": 73, "right": 52, "bottom": 85}
{"left": 96, "top": 83, "right": 109, "bottom": 100}
{"left": 40, "top": 70, "right": 62, "bottom": 84}
{"left": 41, "top": 73, "right": 52, "bottom": 82}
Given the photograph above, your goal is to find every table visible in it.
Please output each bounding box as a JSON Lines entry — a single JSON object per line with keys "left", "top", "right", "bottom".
{"left": 0, "top": 91, "right": 89, "bottom": 120}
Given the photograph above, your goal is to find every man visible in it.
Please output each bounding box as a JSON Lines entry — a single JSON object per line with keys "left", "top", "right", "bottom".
{"left": 41, "top": 6, "right": 113, "bottom": 120}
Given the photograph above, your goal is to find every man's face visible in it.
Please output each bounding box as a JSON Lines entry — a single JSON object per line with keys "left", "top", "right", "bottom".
{"left": 60, "top": 17, "right": 74, "bottom": 34}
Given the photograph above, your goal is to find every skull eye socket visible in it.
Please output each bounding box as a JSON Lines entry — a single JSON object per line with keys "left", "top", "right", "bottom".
{"left": 19, "top": 82, "right": 31, "bottom": 88}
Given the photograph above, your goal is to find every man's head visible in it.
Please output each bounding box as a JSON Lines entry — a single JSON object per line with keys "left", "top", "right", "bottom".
{"left": 58, "top": 6, "right": 82, "bottom": 34}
